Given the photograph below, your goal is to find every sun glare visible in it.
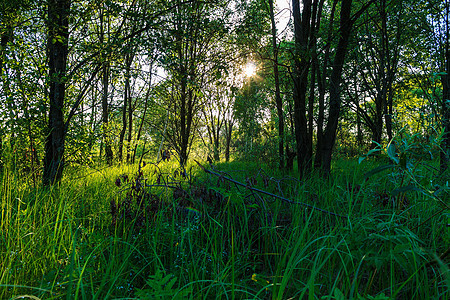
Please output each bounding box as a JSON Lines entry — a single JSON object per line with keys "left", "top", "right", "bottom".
{"left": 245, "top": 62, "right": 256, "bottom": 77}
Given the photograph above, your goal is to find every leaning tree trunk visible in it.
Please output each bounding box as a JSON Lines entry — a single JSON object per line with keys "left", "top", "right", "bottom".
{"left": 314, "top": 0, "right": 337, "bottom": 169}
{"left": 317, "top": 0, "right": 353, "bottom": 176}
{"left": 43, "top": 0, "right": 71, "bottom": 186}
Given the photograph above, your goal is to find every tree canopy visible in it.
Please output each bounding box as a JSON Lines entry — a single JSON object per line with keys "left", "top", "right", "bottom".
{"left": 0, "top": 0, "right": 448, "bottom": 183}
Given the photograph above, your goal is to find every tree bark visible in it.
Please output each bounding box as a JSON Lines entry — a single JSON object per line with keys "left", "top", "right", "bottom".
{"left": 101, "top": 61, "right": 113, "bottom": 165}
{"left": 225, "top": 119, "right": 233, "bottom": 162}
{"left": 118, "top": 54, "right": 132, "bottom": 162}
{"left": 126, "top": 54, "right": 134, "bottom": 163}
{"left": 43, "top": 0, "right": 71, "bottom": 185}
{"left": 292, "top": 0, "right": 312, "bottom": 176}
{"left": 316, "top": 0, "right": 353, "bottom": 175}
{"left": 99, "top": 7, "right": 113, "bottom": 165}
{"left": 314, "top": 0, "right": 337, "bottom": 169}
{"left": 132, "top": 67, "right": 153, "bottom": 164}
{"left": 269, "top": 0, "right": 285, "bottom": 169}
{"left": 440, "top": 1, "right": 450, "bottom": 175}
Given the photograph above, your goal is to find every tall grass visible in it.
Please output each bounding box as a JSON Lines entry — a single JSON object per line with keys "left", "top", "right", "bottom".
{"left": 0, "top": 158, "right": 448, "bottom": 299}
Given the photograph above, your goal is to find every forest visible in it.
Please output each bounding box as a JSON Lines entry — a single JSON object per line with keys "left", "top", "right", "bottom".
{"left": 0, "top": 0, "right": 449, "bottom": 299}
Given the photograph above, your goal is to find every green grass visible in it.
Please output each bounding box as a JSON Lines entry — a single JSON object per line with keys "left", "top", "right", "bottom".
{"left": 0, "top": 158, "right": 448, "bottom": 299}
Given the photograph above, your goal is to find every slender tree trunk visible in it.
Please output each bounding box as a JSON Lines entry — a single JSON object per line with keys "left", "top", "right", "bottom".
{"left": 43, "top": 0, "right": 71, "bottom": 186}
{"left": 99, "top": 8, "right": 113, "bottom": 165}
{"left": 0, "top": 25, "right": 12, "bottom": 78}
{"left": 101, "top": 62, "right": 113, "bottom": 164}
{"left": 292, "top": 0, "right": 312, "bottom": 176}
{"left": 307, "top": 61, "right": 315, "bottom": 162}
{"left": 225, "top": 120, "right": 233, "bottom": 162}
{"left": 269, "top": 0, "right": 285, "bottom": 169}
{"left": 126, "top": 83, "right": 133, "bottom": 163}
{"left": 126, "top": 53, "right": 136, "bottom": 163}
{"left": 371, "top": 93, "right": 384, "bottom": 148}
{"left": 440, "top": 2, "right": 450, "bottom": 175}
{"left": 441, "top": 72, "right": 450, "bottom": 175}
{"left": 317, "top": 0, "right": 353, "bottom": 175}
{"left": 0, "top": 26, "right": 12, "bottom": 170}
{"left": 119, "top": 54, "right": 132, "bottom": 162}
{"left": 132, "top": 70, "right": 152, "bottom": 164}
{"left": 385, "top": 86, "right": 394, "bottom": 141}
{"left": 213, "top": 133, "right": 220, "bottom": 161}
{"left": 314, "top": 0, "right": 336, "bottom": 169}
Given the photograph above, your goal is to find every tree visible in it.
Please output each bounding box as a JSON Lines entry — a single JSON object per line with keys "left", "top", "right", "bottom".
{"left": 440, "top": 0, "right": 450, "bottom": 175}
{"left": 99, "top": 4, "right": 114, "bottom": 165}
{"left": 43, "top": 0, "right": 71, "bottom": 185}
{"left": 315, "top": 0, "right": 375, "bottom": 175}
{"left": 292, "top": 0, "right": 327, "bottom": 175}
{"left": 349, "top": 0, "right": 403, "bottom": 147}
{"left": 268, "top": 0, "right": 285, "bottom": 169}
{"left": 160, "top": 0, "right": 230, "bottom": 165}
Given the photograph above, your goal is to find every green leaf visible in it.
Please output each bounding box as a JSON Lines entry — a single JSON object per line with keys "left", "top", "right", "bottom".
{"left": 364, "top": 164, "right": 395, "bottom": 180}
{"left": 399, "top": 153, "right": 407, "bottom": 169}
{"left": 359, "top": 148, "right": 381, "bottom": 164}
{"left": 358, "top": 156, "right": 366, "bottom": 164}
{"left": 333, "top": 287, "right": 346, "bottom": 300}
{"left": 391, "top": 185, "right": 421, "bottom": 197}
{"left": 387, "top": 144, "right": 399, "bottom": 164}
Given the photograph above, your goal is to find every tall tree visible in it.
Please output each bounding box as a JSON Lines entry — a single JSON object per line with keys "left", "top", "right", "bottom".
{"left": 43, "top": 0, "right": 71, "bottom": 185}
{"left": 440, "top": 0, "right": 450, "bottom": 175}
{"left": 291, "top": 0, "right": 313, "bottom": 175}
{"left": 268, "top": 0, "right": 285, "bottom": 169}
{"left": 161, "top": 0, "right": 229, "bottom": 165}
{"left": 99, "top": 4, "right": 114, "bottom": 165}
{"left": 315, "top": 0, "right": 375, "bottom": 175}
{"left": 353, "top": 0, "right": 402, "bottom": 147}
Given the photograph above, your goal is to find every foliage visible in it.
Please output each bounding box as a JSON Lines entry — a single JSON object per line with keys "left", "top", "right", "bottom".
{"left": 0, "top": 157, "right": 448, "bottom": 299}
{"left": 0, "top": 0, "right": 449, "bottom": 297}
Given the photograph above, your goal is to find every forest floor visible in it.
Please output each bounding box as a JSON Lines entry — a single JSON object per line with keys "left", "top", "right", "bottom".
{"left": 0, "top": 156, "right": 448, "bottom": 299}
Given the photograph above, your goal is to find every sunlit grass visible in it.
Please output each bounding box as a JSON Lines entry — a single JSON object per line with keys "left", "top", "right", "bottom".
{"left": 0, "top": 157, "right": 448, "bottom": 299}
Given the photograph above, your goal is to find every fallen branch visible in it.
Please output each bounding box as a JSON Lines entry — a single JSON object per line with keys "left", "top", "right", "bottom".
{"left": 195, "top": 160, "right": 347, "bottom": 219}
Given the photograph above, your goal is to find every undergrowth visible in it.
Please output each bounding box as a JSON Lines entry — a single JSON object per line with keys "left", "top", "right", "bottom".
{"left": 0, "top": 156, "right": 448, "bottom": 299}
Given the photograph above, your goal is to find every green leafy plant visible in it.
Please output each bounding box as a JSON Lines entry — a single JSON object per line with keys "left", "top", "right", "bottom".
{"left": 359, "top": 129, "right": 448, "bottom": 210}
{"left": 135, "top": 269, "right": 192, "bottom": 300}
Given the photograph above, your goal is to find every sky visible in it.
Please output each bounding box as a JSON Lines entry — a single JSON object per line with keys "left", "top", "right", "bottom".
{"left": 275, "top": 0, "right": 292, "bottom": 33}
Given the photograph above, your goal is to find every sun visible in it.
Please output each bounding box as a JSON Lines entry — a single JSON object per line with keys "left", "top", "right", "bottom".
{"left": 245, "top": 62, "right": 257, "bottom": 77}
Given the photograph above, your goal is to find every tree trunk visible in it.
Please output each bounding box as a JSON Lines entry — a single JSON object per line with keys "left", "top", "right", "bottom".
{"left": 385, "top": 86, "right": 394, "bottom": 141}
{"left": 0, "top": 25, "right": 12, "bottom": 78}
{"left": 101, "top": 61, "right": 113, "bottom": 165}
{"left": 317, "top": 0, "right": 353, "bottom": 175}
{"left": 119, "top": 54, "right": 132, "bottom": 162}
{"left": 440, "top": 10, "right": 450, "bottom": 175}
{"left": 314, "top": 0, "right": 337, "bottom": 169}
{"left": 225, "top": 119, "right": 233, "bottom": 162}
{"left": 100, "top": 8, "right": 113, "bottom": 165}
{"left": 292, "top": 0, "right": 312, "bottom": 176}
{"left": 132, "top": 69, "right": 152, "bottom": 164}
{"left": 0, "top": 26, "right": 12, "bottom": 170}
{"left": 371, "top": 93, "right": 384, "bottom": 148}
{"left": 126, "top": 83, "right": 133, "bottom": 163}
{"left": 441, "top": 72, "right": 450, "bottom": 175}
{"left": 269, "top": 0, "right": 285, "bottom": 169}
{"left": 43, "top": 0, "right": 71, "bottom": 186}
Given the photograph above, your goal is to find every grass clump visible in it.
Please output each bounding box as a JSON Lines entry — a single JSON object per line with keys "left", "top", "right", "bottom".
{"left": 0, "top": 157, "right": 448, "bottom": 299}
